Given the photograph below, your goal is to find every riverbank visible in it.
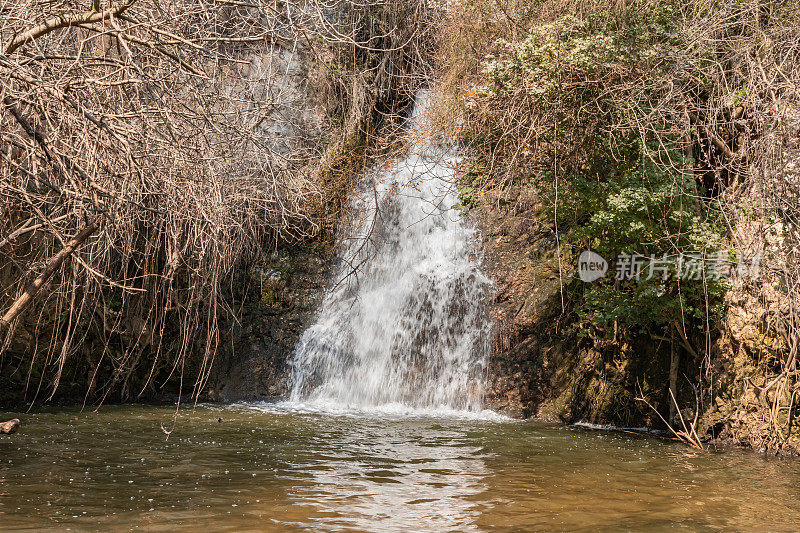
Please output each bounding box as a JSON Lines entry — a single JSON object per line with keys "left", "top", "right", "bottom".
{"left": 438, "top": 0, "right": 800, "bottom": 453}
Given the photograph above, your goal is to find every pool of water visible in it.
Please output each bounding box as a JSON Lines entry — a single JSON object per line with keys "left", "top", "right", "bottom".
{"left": 1, "top": 403, "right": 799, "bottom": 531}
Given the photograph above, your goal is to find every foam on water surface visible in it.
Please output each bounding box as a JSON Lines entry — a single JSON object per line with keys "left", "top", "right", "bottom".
{"left": 230, "top": 400, "right": 511, "bottom": 422}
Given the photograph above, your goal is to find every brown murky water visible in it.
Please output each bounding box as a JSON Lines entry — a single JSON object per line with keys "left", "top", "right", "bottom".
{"left": 1, "top": 403, "right": 799, "bottom": 531}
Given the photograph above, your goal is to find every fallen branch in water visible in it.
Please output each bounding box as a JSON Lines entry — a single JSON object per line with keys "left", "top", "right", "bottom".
{"left": 1, "top": 419, "right": 20, "bottom": 434}
{"left": 636, "top": 383, "right": 705, "bottom": 450}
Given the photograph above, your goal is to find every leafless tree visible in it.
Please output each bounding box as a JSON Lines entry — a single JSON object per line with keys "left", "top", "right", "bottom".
{"left": 0, "top": 0, "right": 437, "bottom": 405}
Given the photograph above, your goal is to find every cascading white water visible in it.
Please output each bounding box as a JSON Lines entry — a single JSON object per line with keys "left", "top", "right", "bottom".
{"left": 288, "top": 93, "right": 493, "bottom": 412}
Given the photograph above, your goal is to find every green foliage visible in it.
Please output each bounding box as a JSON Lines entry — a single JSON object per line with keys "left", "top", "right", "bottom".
{"left": 566, "top": 144, "right": 728, "bottom": 338}
{"left": 456, "top": 156, "right": 490, "bottom": 209}
{"left": 464, "top": 4, "right": 729, "bottom": 344}
{"left": 444, "top": 0, "right": 800, "bottom": 445}
{"left": 484, "top": 7, "right": 681, "bottom": 101}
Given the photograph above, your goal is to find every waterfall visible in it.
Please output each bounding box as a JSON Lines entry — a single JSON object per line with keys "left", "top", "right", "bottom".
{"left": 288, "top": 93, "right": 494, "bottom": 412}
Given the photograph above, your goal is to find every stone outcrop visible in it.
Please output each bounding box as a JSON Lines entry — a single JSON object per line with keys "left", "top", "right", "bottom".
{"left": 205, "top": 247, "right": 331, "bottom": 402}
{"left": 469, "top": 186, "right": 567, "bottom": 418}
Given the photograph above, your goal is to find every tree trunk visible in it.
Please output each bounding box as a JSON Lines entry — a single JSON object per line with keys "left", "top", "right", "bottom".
{"left": 668, "top": 331, "right": 680, "bottom": 424}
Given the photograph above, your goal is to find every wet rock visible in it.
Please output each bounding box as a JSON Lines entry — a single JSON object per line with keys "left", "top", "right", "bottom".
{"left": 1, "top": 419, "right": 20, "bottom": 434}
{"left": 207, "top": 247, "right": 331, "bottom": 401}
{"left": 469, "top": 190, "right": 566, "bottom": 419}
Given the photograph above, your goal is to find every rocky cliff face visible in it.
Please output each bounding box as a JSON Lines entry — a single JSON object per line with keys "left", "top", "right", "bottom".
{"left": 206, "top": 247, "right": 333, "bottom": 402}
{"left": 469, "top": 186, "right": 566, "bottom": 418}
{"left": 472, "top": 185, "right": 676, "bottom": 429}
{"left": 472, "top": 176, "right": 800, "bottom": 452}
